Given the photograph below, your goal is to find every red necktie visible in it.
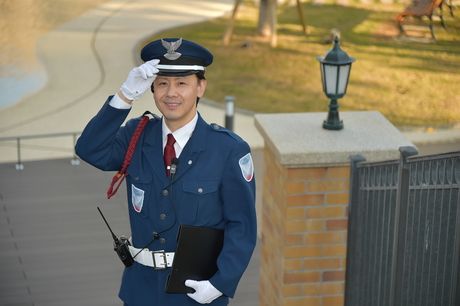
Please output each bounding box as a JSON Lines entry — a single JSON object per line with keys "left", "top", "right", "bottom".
{"left": 164, "top": 133, "right": 176, "bottom": 176}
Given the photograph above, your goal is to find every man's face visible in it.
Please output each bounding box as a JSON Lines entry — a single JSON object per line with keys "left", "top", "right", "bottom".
{"left": 152, "top": 74, "right": 207, "bottom": 131}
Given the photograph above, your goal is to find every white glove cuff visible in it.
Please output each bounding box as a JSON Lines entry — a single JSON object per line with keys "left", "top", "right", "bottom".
{"left": 120, "top": 84, "right": 139, "bottom": 101}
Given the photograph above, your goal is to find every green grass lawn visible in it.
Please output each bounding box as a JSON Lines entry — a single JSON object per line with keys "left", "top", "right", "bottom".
{"left": 143, "top": 1, "right": 460, "bottom": 127}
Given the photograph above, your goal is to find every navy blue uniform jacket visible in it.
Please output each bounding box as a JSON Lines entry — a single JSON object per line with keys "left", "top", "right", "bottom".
{"left": 75, "top": 98, "right": 257, "bottom": 306}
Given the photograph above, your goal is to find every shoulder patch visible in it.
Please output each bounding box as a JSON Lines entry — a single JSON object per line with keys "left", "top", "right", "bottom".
{"left": 239, "top": 153, "right": 254, "bottom": 182}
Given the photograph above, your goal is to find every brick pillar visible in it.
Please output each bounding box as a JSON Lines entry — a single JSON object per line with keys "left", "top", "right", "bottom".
{"left": 260, "top": 147, "right": 349, "bottom": 306}
{"left": 255, "top": 112, "right": 413, "bottom": 306}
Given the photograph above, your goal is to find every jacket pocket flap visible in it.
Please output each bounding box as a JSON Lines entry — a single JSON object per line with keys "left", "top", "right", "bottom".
{"left": 127, "top": 168, "right": 152, "bottom": 183}
{"left": 183, "top": 180, "right": 219, "bottom": 194}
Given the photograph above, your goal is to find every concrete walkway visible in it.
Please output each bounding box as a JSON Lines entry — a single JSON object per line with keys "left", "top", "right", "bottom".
{"left": 0, "top": 0, "right": 263, "bottom": 164}
{"left": 0, "top": 157, "right": 261, "bottom": 306}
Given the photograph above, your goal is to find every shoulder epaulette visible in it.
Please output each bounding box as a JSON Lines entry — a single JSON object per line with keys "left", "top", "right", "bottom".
{"left": 210, "top": 123, "right": 243, "bottom": 142}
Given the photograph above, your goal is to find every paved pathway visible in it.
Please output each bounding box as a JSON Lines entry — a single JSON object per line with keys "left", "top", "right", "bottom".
{"left": 0, "top": 151, "right": 262, "bottom": 306}
{"left": 0, "top": 0, "right": 263, "bottom": 164}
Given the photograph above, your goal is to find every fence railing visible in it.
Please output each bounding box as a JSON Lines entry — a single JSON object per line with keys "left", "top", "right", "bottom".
{"left": 0, "top": 132, "right": 81, "bottom": 170}
{"left": 345, "top": 147, "right": 460, "bottom": 306}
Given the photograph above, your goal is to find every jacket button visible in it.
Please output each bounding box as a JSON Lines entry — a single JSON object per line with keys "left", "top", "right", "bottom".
{"left": 197, "top": 187, "right": 203, "bottom": 193}
{"left": 159, "top": 238, "right": 166, "bottom": 244}
{"left": 160, "top": 213, "right": 166, "bottom": 220}
{"left": 162, "top": 189, "right": 169, "bottom": 196}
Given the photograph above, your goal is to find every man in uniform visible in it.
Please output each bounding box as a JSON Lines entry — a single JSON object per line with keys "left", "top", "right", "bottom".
{"left": 75, "top": 38, "right": 257, "bottom": 305}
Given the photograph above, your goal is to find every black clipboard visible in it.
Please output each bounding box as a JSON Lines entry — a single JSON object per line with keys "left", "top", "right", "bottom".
{"left": 165, "top": 225, "right": 224, "bottom": 294}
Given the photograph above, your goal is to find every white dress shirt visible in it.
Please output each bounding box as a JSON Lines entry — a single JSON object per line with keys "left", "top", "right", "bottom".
{"left": 161, "top": 113, "right": 198, "bottom": 158}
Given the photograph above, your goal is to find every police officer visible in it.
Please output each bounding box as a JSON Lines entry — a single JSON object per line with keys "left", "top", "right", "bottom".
{"left": 75, "top": 38, "right": 257, "bottom": 305}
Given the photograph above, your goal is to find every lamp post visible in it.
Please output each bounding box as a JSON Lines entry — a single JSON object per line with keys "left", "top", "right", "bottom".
{"left": 317, "top": 37, "right": 355, "bottom": 130}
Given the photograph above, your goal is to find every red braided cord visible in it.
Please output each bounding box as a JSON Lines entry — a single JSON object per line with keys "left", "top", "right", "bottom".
{"left": 120, "top": 116, "right": 150, "bottom": 173}
{"left": 107, "top": 114, "right": 150, "bottom": 199}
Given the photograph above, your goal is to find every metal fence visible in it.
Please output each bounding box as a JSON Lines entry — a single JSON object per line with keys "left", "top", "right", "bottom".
{"left": 0, "top": 132, "right": 80, "bottom": 170}
{"left": 345, "top": 147, "right": 460, "bottom": 306}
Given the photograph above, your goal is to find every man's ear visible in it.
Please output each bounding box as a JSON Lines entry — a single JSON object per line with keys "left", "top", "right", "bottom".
{"left": 197, "top": 79, "right": 207, "bottom": 98}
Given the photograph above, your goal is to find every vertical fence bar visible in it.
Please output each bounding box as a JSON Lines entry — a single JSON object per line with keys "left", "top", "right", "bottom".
{"left": 389, "top": 146, "right": 418, "bottom": 306}
{"left": 452, "top": 157, "right": 460, "bottom": 306}
{"left": 433, "top": 160, "right": 447, "bottom": 305}
{"left": 345, "top": 154, "right": 366, "bottom": 306}
{"left": 15, "top": 138, "right": 24, "bottom": 170}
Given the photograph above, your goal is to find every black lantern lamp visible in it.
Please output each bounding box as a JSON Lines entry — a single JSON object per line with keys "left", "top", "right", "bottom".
{"left": 317, "top": 37, "right": 355, "bottom": 130}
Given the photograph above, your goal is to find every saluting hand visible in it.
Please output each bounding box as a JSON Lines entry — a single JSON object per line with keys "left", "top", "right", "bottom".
{"left": 185, "top": 279, "right": 223, "bottom": 304}
{"left": 119, "top": 59, "right": 160, "bottom": 101}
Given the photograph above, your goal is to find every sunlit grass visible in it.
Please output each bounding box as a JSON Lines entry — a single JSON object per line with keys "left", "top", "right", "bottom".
{"left": 144, "top": 1, "right": 460, "bottom": 127}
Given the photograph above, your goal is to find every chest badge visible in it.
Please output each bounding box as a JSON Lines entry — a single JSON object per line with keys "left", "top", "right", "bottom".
{"left": 131, "top": 184, "right": 145, "bottom": 213}
{"left": 239, "top": 153, "right": 254, "bottom": 182}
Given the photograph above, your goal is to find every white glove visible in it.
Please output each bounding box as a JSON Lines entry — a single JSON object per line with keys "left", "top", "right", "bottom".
{"left": 185, "top": 280, "right": 223, "bottom": 304}
{"left": 120, "top": 59, "right": 160, "bottom": 100}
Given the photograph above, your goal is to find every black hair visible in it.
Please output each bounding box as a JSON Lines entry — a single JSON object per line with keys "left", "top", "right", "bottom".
{"left": 195, "top": 71, "right": 206, "bottom": 104}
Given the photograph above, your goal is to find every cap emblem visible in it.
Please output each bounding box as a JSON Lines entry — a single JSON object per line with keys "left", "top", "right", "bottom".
{"left": 161, "top": 38, "right": 182, "bottom": 60}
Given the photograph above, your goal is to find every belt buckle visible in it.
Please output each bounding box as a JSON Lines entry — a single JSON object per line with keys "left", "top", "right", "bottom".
{"left": 152, "top": 251, "right": 167, "bottom": 270}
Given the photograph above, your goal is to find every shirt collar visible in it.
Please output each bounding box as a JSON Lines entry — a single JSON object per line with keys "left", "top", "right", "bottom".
{"left": 162, "top": 112, "right": 198, "bottom": 151}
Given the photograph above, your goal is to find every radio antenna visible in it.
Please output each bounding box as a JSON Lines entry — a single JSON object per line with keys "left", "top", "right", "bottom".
{"left": 97, "top": 206, "right": 118, "bottom": 242}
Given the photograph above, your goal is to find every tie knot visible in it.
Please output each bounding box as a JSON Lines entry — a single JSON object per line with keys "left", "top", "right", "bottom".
{"left": 166, "top": 133, "right": 176, "bottom": 146}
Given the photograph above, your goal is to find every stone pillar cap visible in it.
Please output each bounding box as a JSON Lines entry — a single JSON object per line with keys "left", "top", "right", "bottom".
{"left": 255, "top": 111, "right": 414, "bottom": 167}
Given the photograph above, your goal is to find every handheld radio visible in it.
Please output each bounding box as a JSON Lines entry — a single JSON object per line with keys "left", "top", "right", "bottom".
{"left": 97, "top": 207, "right": 134, "bottom": 267}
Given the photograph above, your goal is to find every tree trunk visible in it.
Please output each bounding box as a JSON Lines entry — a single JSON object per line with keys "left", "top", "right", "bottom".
{"left": 258, "top": 0, "right": 278, "bottom": 47}
{"left": 257, "top": 0, "right": 271, "bottom": 37}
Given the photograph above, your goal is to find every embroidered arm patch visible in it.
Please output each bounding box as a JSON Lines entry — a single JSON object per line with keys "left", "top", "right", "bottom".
{"left": 238, "top": 153, "right": 254, "bottom": 182}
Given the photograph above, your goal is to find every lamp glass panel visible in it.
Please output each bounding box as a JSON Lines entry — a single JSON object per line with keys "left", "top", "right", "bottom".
{"left": 325, "top": 64, "right": 338, "bottom": 95}
{"left": 338, "top": 64, "right": 350, "bottom": 95}
{"left": 320, "top": 63, "right": 325, "bottom": 92}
